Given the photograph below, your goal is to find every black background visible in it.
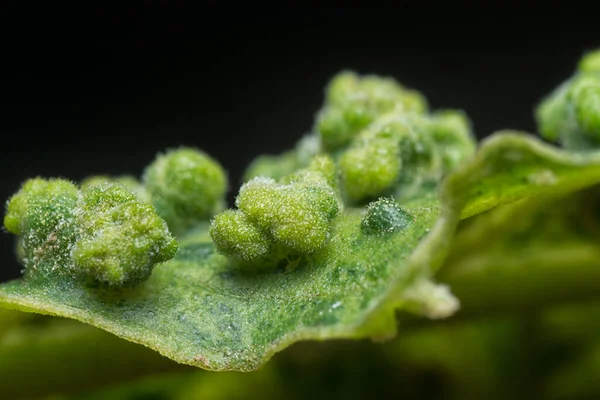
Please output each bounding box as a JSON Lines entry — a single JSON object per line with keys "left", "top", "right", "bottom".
{"left": 1, "top": 7, "right": 599, "bottom": 282}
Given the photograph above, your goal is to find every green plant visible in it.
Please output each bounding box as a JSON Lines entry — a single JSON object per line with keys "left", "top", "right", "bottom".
{"left": 3, "top": 50, "right": 600, "bottom": 399}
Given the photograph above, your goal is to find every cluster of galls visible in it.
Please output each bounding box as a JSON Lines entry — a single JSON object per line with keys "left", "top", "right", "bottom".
{"left": 7, "top": 52, "right": 600, "bottom": 285}
{"left": 245, "top": 70, "right": 476, "bottom": 205}
{"left": 209, "top": 156, "right": 341, "bottom": 265}
{"left": 211, "top": 71, "right": 474, "bottom": 265}
{"left": 536, "top": 49, "right": 600, "bottom": 150}
{"left": 4, "top": 148, "right": 227, "bottom": 287}
{"left": 81, "top": 147, "right": 227, "bottom": 236}
{"left": 5, "top": 70, "right": 478, "bottom": 283}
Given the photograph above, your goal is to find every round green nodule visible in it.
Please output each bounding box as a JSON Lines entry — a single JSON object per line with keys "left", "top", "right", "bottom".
{"left": 362, "top": 197, "right": 413, "bottom": 235}
{"left": 144, "top": 147, "right": 227, "bottom": 233}
{"left": 74, "top": 184, "right": 178, "bottom": 287}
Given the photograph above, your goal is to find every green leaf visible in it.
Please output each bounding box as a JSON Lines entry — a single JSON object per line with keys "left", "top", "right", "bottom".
{"left": 0, "top": 205, "right": 440, "bottom": 371}
{"left": 3, "top": 131, "right": 600, "bottom": 372}
{"left": 439, "top": 184, "right": 600, "bottom": 317}
{"left": 442, "top": 132, "right": 600, "bottom": 219}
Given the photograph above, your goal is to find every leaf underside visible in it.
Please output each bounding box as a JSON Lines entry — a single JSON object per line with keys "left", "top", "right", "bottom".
{"left": 2, "top": 131, "right": 600, "bottom": 371}
{"left": 440, "top": 184, "right": 600, "bottom": 316}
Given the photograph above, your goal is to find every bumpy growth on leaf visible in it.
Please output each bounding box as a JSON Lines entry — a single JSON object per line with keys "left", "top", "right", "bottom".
{"left": 427, "top": 110, "right": 475, "bottom": 170}
{"left": 210, "top": 155, "right": 339, "bottom": 265}
{"left": 315, "top": 71, "right": 428, "bottom": 152}
{"left": 243, "top": 134, "right": 322, "bottom": 182}
{"left": 242, "top": 151, "right": 299, "bottom": 183}
{"left": 73, "top": 183, "right": 178, "bottom": 286}
{"left": 4, "top": 178, "right": 177, "bottom": 286}
{"left": 536, "top": 49, "right": 600, "bottom": 150}
{"left": 80, "top": 175, "right": 149, "bottom": 202}
{"left": 4, "top": 178, "right": 80, "bottom": 277}
{"left": 578, "top": 49, "right": 600, "bottom": 74}
{"left": 208, "top": 209, "right": 270, "bottom": 262}
{"left": 143, "top": 147, "right": 227, "bottom": 234}
{"left": 338, "top": 132, "right": 402, "bottom": 201}
{"left": 244, "top": 71, "right": 474, "bottom": 204}
{"left": 337, "top": 109, "right": 474, "bottom": 203}
{"left": 3, "top": 133, "right": 600, "bottom": 372}
{"left": 361, "top": 197, "right": 413, "bottom": 235}
{"left": 308, "top": 71, "right": 476, "bottom": 204}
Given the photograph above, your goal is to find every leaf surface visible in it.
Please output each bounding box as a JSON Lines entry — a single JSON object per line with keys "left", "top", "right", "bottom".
{"left": 2, "top": 131, "right": 600, "bottom": 371}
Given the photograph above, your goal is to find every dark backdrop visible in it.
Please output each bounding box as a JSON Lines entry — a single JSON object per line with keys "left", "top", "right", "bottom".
{"left": 2, "top": 8, "right": 599, "bottom": 282}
